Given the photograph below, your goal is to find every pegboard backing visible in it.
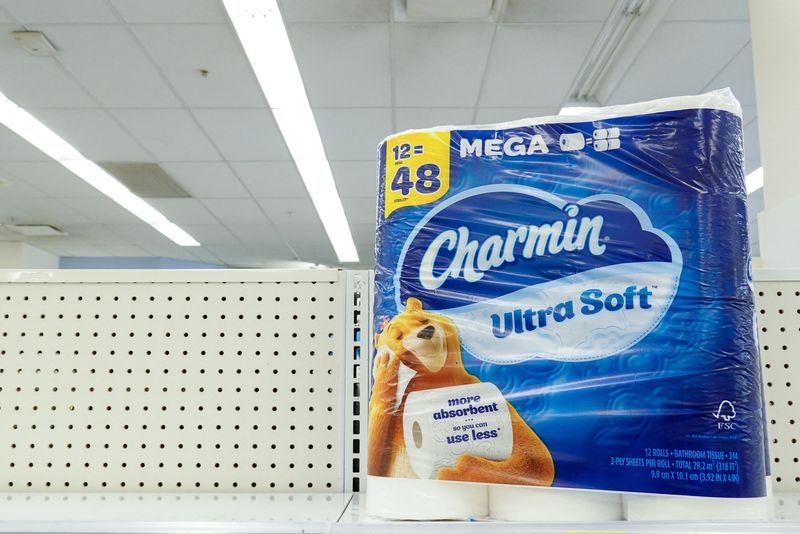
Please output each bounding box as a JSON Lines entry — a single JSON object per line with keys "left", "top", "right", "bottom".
{"left": 755, "top": 270, "right": 800, "bottom": 493}
{"left": 0, "top": 269, "right": 348, "bottom": 493}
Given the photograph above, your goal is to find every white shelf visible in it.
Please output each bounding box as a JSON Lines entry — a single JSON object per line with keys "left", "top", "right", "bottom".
{"left": 1, "top": 492, "right": 798, "bottom": 533}
{"left": 0, "top": 493, "right": 350, "bottom": 533}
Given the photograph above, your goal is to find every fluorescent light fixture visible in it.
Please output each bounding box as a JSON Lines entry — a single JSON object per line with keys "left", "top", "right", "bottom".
{"left": 565, "top": 0, "right": 670, "bottom": 105}
{"left": 224, "top": 0, "right": 359, "bottom": 263}
{"left": 0, "top": 91, "right": 200, "bottom": 247}
{"left": 746, "top": 167, "right": 763, "bottom": 195}
{"left": 559, "top": 105, "right": 599, "bottom": 116}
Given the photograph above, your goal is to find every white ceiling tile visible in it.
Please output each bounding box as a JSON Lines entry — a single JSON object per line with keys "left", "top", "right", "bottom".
{"left": 255, "top": 196, "right": 322, "bottom": 227}
{"left": 160, "top": 162, "right": 250, "bottom": 198}
{"left": 107, "top": 223, "right": 172, "bottom": 245}
{"left": 0, "top": 125, "right": 51, "bottom": 161}
{"left": 0, "top": 174, "right": 45, "bottom": 197}
{"left": 101, "top": 244, "right": 151, "bottom": 257}
{"left": 111, "top": 109, "right": 221, "bottom": 161}
{"left": 60, "top": 197, "right": 141, "bottom": 224}
{"left": 474, "top": 106, "right": 559, "bottom": 124}
{"left": 744, "top": 120, "right": 760, "bottom": 171}
{"left": 608, "top": 21, "right": 750, "bottom": 104}
{"left": 0, "top": 25, "right": 97, "bottom": 108}
{"left": 329, "top": 161, "right": 377, "bottom": 198}
{"left": 58, "top": 243, "right": 113, "bottom": 257}
{"left": 0, "top": 197, "right": 93, "bottom": 224}
{"left": 704, "top": 43, "right": 756, "bottom": 107}
{"left": 226, "top": 224, "right": 287, "bottom": 246}
{"left": 481, "top": 23, "right": 601, "bottom": 107}
{"left": 314, "top": 108, "right": 392, "bottom": 160}
{"left": 355, "top": 244, "right": 374, "bottom": 266}
{"left": 200, "top": 198, "right": 269, "bottom": 225}
{"left": 203, "top": 243, "right": 251, "bottom": 259}
{"left": 147, "top": 198, "right": 220, "bottom": 225}
{"left": 279, "top": 0, "right": 391, "bottom": 22}
{"left": 204, "top": 243, "right": 294, "bottom": 266}
{"left": 110, "top": 0, "right": 228, "bottom": 23}
{"left": 131, "top": 24, "right": 265, "bottom": 108}
{"left": 504, "top": 0, "right": 615, "bottom": 22}
{"left": 394, "top": 23, "right": 494, "bottom": 107}
{"left": 277, "top": 224, "right": 337, "bottom": 263}
{"left": 350, "top": 223, "right": 376, "bottom": 246}
{"left": 231, "top": 161, "right": 307, "bottom": 197}
{"left": 57, "top": 224, "right": 124, "bottom": 244}
{"left": 140, "top": 244, "right": 198, "bottom": 261}
{"left": 20, "top": 241, "right": 69, "bottom": 256}
{"left": 395, "top": 107, "right": 474, "bottom": 131}
{"left": 193, "top": 109, "right": 290, "bottom": 161}
{"left": 179, "top": 224, "right": 238, "bottom": 246}
{"left": 0, "top": 0, "right": 118, "bottom": 23}
{"left": 341, "top": 196, "right": 376, "bottom": 225}
{"left": 43, "top": 25, "right": 181, "bottom": 108}
{"left": 664, "top": 0, "right": 749, "bottom": 21}
{"left": 290, "top": 23, "right": 391, "bottom": 107}
{"left": 29, "top": 108, "right": 152, "bottom": 161}
{"left": 0, "top": 162, "right": 102, "bottom": 197}
{"left": 188, "top": 246, "right": 223, "bottom": 264}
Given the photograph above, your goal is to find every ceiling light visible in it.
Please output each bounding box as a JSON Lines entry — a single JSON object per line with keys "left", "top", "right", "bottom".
{"left": 565, "top": 0, "right": 670, "bottom": 104}
{"left": 746, "top": 167, "right": 763, "bottom": 195}
{"left": 224, "top": 0, "right": 359, "bottom": 263}
{"left": 0, "top": 91, "right": 200, "bottom": 247}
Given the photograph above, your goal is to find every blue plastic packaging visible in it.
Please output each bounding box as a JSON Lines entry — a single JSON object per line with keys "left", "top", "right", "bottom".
{"left": 370, "top": 89, "right": 766, "bottom": 498}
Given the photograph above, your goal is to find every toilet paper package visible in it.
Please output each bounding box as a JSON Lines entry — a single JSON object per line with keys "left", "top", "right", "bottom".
{"left": 369, "top": 89, "right": 767, "bottom": 519}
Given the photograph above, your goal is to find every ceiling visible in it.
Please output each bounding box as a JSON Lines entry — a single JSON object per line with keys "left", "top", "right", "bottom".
{"left": 0, "top": 0, "right": 760, "bottom": 268}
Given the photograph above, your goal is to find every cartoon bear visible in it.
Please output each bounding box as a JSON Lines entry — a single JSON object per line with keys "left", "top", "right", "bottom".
{"left": 368, "top": 297, "right": 555, "bottom": 486}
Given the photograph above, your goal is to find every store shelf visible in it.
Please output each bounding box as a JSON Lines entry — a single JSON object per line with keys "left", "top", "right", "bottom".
{"left": 337, "top": 493, "right": 800, "bottom": 533}
{"left": 0, "top": 492, "right": 351, "bottom": 533}
{"left": 0, "top": 492, "right": 798, "bottom": 533}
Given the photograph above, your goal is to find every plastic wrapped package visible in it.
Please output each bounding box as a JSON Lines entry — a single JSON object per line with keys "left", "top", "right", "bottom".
{"left": 368, "top": 89, "right": 767, "bottom": 521}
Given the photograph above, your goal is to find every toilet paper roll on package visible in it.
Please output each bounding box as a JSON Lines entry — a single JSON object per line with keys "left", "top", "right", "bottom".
{"left": 369, "top": 89, "right": 767, "bottom": 520}
{"left": 490, "top": 486, "right": 622, "bottom": 522}
{"left": 366, "top": 476, "right": 488, "bottom": 520}
{"left": 403, "top": 383, "right": 513, "bottom": 479}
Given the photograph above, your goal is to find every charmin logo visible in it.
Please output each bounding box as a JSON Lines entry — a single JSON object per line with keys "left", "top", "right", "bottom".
{"left": 395, "top": 185, "right": 683, "bottom": 363}
{"left": 419, "top": 204, "right": 605, "bottom": 290}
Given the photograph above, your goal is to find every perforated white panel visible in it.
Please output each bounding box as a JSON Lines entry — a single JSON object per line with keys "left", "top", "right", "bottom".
{"left": 0, "top": 270, "right": 347, "bottom": 493}
{"left": 755, "top": 271, "right": 800, "bottom": 493}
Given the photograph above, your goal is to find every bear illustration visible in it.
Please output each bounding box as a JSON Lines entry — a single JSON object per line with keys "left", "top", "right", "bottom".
{"left": 368, "top": 297, "right": 555, "bottom": 486}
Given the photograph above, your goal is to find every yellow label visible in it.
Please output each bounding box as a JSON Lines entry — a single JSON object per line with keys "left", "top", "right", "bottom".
{"left": 384, "top": 131, "right": 450, "bottom": 218}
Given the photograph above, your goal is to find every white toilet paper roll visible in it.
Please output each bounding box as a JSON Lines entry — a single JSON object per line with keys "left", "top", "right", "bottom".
{"left": 490, "top": 485, "right": 623, "bottom": 521}
{"left": 403, "top": 383, "right": 513, "bottom": 480}
{"left": 366, "top": 476, "right": 488, "bottom": 520}
{"left": 559, "top": 132, "right": 585, "bottom": 151}
{"left": 623, "top": 492, "right": 771, "bottom": 521}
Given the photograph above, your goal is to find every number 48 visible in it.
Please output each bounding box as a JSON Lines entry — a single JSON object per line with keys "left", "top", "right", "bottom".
{"left": 390, "top": 164, "right": 441, "bottom": 196}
